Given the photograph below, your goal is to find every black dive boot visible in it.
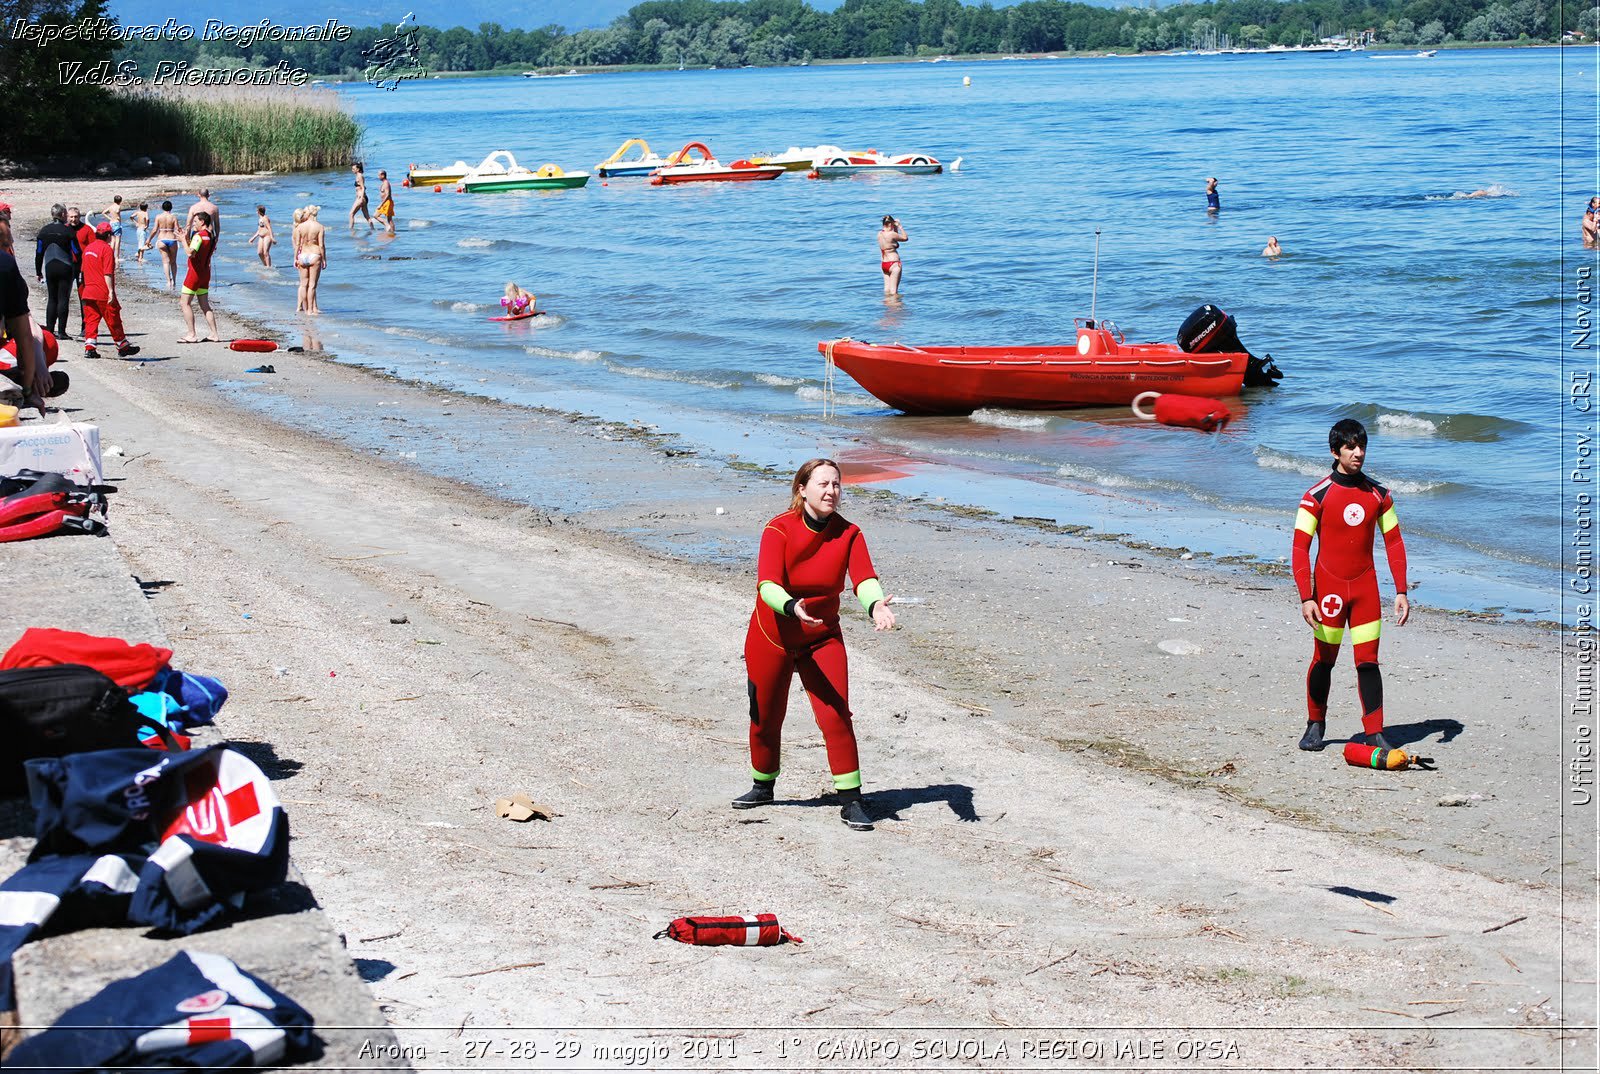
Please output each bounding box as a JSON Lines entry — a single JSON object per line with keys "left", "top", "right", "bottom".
{"left": 1298, "top": 721, "right": 1325, "bottom": 752}
{"left": 1366, "top": 731, "right": 1394, "bottom": 751}
{"left": 731, "top": 782, "right": 774, "bottom": 809}
{"left": 837, "top": 789, "right": 873, "bottom": 831}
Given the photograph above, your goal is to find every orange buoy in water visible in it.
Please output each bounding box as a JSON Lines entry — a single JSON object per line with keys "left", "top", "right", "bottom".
{"left": 1132, "top": 391, "right": 1231, "bottom": 432}
{"left": 434, "top": 184, "right": 442, "bottom": 193}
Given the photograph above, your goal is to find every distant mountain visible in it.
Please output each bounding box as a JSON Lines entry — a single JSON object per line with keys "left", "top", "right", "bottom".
{"left": 107, "top": 0, "right": 855, "bottom": 33}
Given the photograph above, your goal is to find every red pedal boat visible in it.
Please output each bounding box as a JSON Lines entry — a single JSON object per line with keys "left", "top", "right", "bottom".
{"left": 818, "top": 307, "right": 1281, "bottom": 416}
{"left": 649, "top": 142, "right": 784, "bottom": 184}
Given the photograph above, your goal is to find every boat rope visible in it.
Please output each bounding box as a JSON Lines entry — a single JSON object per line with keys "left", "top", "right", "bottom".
{"left": 822, "top": 337, "right": 851, "bottom": 419}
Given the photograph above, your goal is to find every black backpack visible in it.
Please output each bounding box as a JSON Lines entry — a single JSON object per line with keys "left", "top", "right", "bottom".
{"left": 0, "top": 664, "right": 175, "bottom": 797}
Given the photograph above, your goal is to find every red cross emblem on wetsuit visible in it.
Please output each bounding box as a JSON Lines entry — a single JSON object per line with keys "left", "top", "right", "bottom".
{"left": 1319, "top": 593, "right": 1344, "bottom": 619}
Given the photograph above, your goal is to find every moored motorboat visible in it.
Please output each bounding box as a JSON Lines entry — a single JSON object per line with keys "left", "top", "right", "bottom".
{"left": 817, "top": 306, "right": 1281, "bottom": 415}
{"left": 810, "top": 149, "right": 943, "bottom": 177}
{"left": 749, "top": 145, "right": 848, "bottom": 171}
{"left": 649, "top": 142, "right": 784, "bottom": 184}
{"left": 596, "top": 138, "right": 677, "bottom": 177}
{"left": 457, "top": 151, "right": 590, "bottom": 192}
{"left": 406, "top": 160, "right": 474, "bottom": 187}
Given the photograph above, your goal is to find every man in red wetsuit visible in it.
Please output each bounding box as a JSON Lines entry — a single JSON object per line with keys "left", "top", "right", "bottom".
{"left": 1292, "top": 419, "right": 1410, "bottom": 754}
{"left": 78, "top": 222, "right": 138, "bottom": 359}
{"left": 733, "top": 458, "right": 895, "bottom": 830}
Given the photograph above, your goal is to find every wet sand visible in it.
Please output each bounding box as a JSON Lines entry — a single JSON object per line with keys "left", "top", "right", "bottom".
{"left": 2, "top": 178, "right": 1592, "bottom": 1069}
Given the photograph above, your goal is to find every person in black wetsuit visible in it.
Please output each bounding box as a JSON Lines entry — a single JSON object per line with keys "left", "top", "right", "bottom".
{"left": 1, "top": 247, "right": 50, "bottom": 408}
{"left": 34, "top": 204, "right": 80, "bottom": 339}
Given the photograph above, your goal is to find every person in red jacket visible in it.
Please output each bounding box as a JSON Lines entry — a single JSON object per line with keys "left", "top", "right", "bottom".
{"left": 179, "top": 211, "right": 218, "bottom": 343}
{"left": 732, "top": 458, "right": 897, "bottom": 830}
{"left": 1292, "top": 419, "right": 1409, "bottom": 754}
{"left": 78, "top": 222, "right": 138, "bottom": 359}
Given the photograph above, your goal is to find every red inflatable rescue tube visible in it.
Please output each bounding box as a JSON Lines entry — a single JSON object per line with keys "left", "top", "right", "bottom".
{"left": 1343, "top": 742, "right": 1411, "bottom": 770}
{"left": 489, "top": 311, "right": 544, "bottom": 322}
{"left": 229, "top": 339, "right": 278, "bottom": 353}
{"left": 1131, "top": 391, "right": 1231, "bottom": 432}
{"left": 654, "top": 914, "right": 802, "bottom": 946}
{"left": 1, "top": 329, "right": 60, "bottom": 366}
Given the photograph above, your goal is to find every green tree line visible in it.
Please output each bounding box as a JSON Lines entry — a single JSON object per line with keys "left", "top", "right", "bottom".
{"left": 107, "top": 0, "right": 1587, "bottom": 77}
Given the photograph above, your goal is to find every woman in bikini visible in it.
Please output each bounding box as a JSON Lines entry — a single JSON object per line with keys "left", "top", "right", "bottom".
{"left": 877, "top": 215, "right": 907, "bottom": 297}
{"left": 251, "top": 205, "right": 275, "bottom": 267}
{"left": 298, "top": 205, "right": 327, "bottom": 314}
{"left": 146, "top": 200, "right": 181, "bottom": 290}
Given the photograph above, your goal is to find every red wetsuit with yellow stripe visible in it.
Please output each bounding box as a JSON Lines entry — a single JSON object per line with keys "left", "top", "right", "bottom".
{"left": 1292, "top": 467, "right": 1408, "bottom": 736}
{"left": 746, "top": 509, "right": 881, "bottom": 791}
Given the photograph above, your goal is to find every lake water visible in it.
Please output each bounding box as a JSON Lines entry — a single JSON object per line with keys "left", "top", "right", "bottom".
{"left": 191, "top": 49, "right": 1584, "bottom": 618}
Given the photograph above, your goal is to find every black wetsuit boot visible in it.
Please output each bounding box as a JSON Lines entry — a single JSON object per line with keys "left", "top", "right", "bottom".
{"left": 731, "top": 782, "right": 774, "bottom": 809}
{"left": 837, "top": 788, "right": 873, "bottom": 831}
{"left": 1298, "top": 721, "right": 1325, "bottom": 751}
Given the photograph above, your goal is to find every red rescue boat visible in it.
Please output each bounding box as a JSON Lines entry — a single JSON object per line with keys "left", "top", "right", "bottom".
{"left": 818, "top": 307, "right": 1281, "bottom": 416}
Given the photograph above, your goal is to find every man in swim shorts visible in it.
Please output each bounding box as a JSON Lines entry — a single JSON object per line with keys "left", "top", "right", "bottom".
{"left": 132, "top": 202, "right": 149, "bottom": 264}
{"left": 1291, "top": 419, "right": 1409, "bottom": 756}
{"left": 179, "top": 211, "right": 219, "bottom": 343}
{"left": 188, "top": 188, "right": 220, "bottom": 240}
{"left": 100, "top": 195, "right": 125, "bottom": 259}
{"left": 375, "top": 169, "right": 396, "bottom": 235}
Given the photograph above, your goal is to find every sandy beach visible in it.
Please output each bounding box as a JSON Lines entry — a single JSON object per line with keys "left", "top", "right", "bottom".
{"left": 1, "top": 177, "right": 1592, "bottom": 1069}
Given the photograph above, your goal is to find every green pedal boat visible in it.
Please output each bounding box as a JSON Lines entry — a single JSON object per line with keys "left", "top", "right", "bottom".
{"left": 457, "top": 151, "right": 590, "bottom": 192}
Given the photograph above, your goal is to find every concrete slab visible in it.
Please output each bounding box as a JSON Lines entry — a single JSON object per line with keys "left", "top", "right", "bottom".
{"left": 0, "top": 526, "right": 405, "bottom": 1068}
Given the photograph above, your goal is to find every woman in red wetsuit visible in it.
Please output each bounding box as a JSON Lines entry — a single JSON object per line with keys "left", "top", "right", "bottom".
{"left": 732, "top": 458, "right": 896, "bottom": 830}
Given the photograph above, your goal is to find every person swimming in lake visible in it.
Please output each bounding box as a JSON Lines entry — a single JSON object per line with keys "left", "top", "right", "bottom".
{"left": 1262, "top": 236, "right": 1282, "bottom": 257}
{"left": 501, "top": 282, "right": 536, "bottom": 316}
{"left": 877, "top": 215, "right": 907, "bottom": 297}
{"left": 1584, "top": 197, "right": 1599, "bottom": 247}
{"left": 1206, "top": 176, "right": 1220, "bottom": 213}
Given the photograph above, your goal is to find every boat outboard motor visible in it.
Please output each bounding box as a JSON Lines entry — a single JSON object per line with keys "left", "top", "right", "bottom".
{"left": 1177, "top": 304, "right": 1283, "bottom": 388}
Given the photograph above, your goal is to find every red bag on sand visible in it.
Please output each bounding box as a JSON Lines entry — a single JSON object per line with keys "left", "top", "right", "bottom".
{"left": 654, "top": 914, "right": 802, "bottom": 946}
{"left": 1, "top": 627, "right": 173, "bottom": 690}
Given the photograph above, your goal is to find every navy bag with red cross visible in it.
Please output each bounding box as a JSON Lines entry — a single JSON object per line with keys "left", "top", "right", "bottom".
{"left": 0, "top": 746, "right": 288, "bottom": 1012}
{"left": 5, "top": 949, "right": 314, "bottom": 1071}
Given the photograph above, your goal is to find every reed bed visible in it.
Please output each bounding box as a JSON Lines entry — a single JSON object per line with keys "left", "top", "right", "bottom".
{"left": 117, "top": 85, "right": 361, "bottom": 173}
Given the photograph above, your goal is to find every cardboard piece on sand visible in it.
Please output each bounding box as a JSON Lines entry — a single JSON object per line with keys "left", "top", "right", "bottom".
{"left": 495, "top": 793, "right": 556, "bottom": 822}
